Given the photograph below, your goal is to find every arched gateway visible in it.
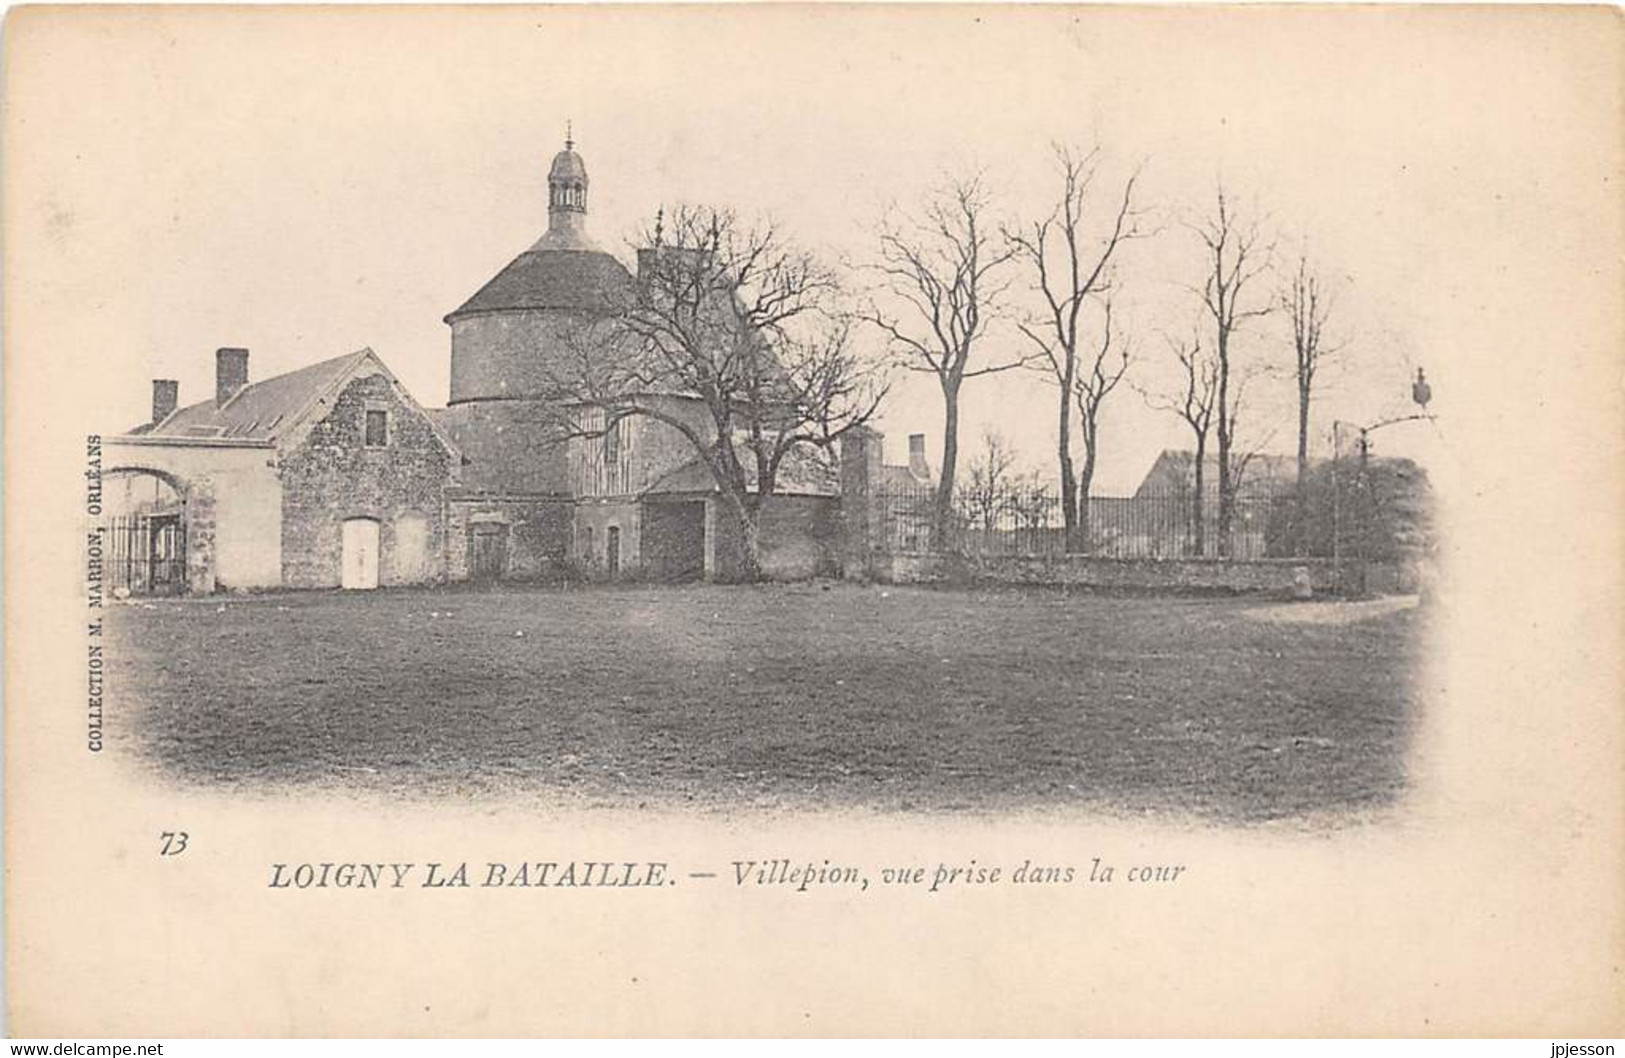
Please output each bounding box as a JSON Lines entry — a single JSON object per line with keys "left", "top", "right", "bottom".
{"left": 101, "top": 465, "right": 216, "bottom": 595}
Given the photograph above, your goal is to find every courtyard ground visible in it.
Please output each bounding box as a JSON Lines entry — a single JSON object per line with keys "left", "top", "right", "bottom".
{"left": 108, "top": 582, "right": 1424, "bottom": 822}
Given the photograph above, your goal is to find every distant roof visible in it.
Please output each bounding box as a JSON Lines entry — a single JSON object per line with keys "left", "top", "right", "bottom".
{"left": 883, "top": 462, "right": 937, "bottom": 489}
{"left": 1134, "top": 448, "right": 1298, "bottom": 497}
{"left": 445, "top": 249, "right": 633, "bottom": 321}
{"left": 132, "top": 349, "right": 374, "bottom": 443}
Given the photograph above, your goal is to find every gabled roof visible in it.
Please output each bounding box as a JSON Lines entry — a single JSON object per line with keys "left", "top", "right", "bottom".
{"left": 445, "top": 248, "right": 633, "bottom": 321}
{"left": 134, "top": 350, "right": 372, "bottom": 443}
{"left": 129, "top": 348, "right": 461, "bottom": 461}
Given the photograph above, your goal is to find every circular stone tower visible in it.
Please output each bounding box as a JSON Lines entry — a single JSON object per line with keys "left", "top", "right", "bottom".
{"left": 441, "top": 135, "right": 633, "bottom": 496}
{"left": 445, "top": 136, "right": 633, "bottom": 405}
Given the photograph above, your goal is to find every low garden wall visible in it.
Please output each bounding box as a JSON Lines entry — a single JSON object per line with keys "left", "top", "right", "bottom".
{"left": 872, "top": 552, "right": 1403, "bottom": 595}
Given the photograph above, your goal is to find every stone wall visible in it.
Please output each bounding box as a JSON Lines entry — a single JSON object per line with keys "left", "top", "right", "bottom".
{"left": 708, "top": 495, "right": 842, "bottom": 581}
{"left": 279, "top": 371, "right": 457, "bottom": 589}
{"left": 759, "top": 495, "right": 842, "bottom": 580}
{"left": 838, "top": 428, "right": 885, "bottom": 580}
{"left": 435, "top": 400, "right": 569, "bottom": 494}
{"left": 446, "top": 495, "right": 574, "bottom": 581}
{"left": 573, "top": 499, "right": 642, "bottom": 577}
{"left": 875, "top": 551, "right": 1358, "bottom": 595}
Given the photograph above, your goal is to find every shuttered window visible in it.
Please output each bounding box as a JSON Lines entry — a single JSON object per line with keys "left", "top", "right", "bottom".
{"left": 364, "top": 409, "right": 389, "bottom": 447}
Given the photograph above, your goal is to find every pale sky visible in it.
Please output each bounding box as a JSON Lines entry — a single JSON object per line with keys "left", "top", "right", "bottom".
{"left": 11, "top": 5, "right": 1614, "bottom": 495}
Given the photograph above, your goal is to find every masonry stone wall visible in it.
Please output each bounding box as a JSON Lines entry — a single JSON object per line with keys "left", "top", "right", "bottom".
{"left": 573, "top": 499, "right": 642, "bottom": 577}
{"left": 707, "top": 495, "right": 842, "bottom": 581}
{"left": 875, "top": 552, "right": 1360, "bottom": 595}
{"left": 759, "top": 495, "right": 842, "bottom": 580}
{"left": 279, "top": 372, "right": 456, "bottom": 589}
{"left": 436, "top": 400, "right": 568, "bottom": 494}
{"left": 446, "top": 495, "right": 574, "bottom": 581}
{"left": 838, "top": 428, "right": 885, "bottom": 580}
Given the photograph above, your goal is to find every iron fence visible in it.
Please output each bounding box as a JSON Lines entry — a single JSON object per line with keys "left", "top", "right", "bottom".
{"left": 877, "top": 480, "right": 1311, "bottom": 561}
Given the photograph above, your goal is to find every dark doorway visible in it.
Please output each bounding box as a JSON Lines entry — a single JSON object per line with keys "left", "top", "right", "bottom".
{"left": 641, "top": 501, "right": 706, "bottom": 582}
{"left": 470, "top": 523, "right": 509, "bottom": 581}
{"left": 605, "top": 525, "right": 621, "bottom": 577}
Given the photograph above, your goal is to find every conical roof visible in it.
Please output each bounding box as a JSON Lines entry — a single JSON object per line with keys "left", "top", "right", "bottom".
{"left": 444, "top": 249, "right": 631, "bottom": 321}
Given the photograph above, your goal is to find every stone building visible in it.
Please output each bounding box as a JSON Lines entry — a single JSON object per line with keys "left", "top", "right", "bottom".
{"left": 99, "top": 133, "right": 930, "bottom": 594}
{"left": 433, "top": 137, "right": 855, "bottom": 582}
{"left": 103, "top": 347, "right": 461, "bottom": 593}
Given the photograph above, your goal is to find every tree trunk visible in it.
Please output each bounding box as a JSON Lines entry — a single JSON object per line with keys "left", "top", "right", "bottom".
{"left": 737, "top": 504, "right": 764, "bottom": 583}
{"left": 1057, "top": 375, "right": 1079, "bottom": 554}
{"left": 934, "top": 384, "right": 961, "bottom": 552}
{"left": 1295, "top": 383, "right": 1311, "bottom": 557}
{"left": 1215, "top": 326, "right": 1233, "bottom": 558}
{"left": 1192, "top": 435, "right": 1207, "bottom": 557}
{"left": 1215, "top": 428, "right": 1234, "bottom": 560}
{"left": 1077, "top": 421, "right": 1098, "bottom": 556}
{"left": 721, "top": 490, "right": 765, "bottom": 583}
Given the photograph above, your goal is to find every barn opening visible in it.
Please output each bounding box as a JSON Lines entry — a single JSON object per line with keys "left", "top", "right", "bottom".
{"left": 641, "top": 500, "right": 706, "bottom": 582}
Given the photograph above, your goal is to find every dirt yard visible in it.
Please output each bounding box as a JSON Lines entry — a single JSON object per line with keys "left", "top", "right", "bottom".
{"left": 108, "top": 582, "right": 1425, "bottom": 822}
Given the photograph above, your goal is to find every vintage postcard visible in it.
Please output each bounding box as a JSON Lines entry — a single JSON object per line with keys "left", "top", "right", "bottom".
{"left": 4, "top": 3, "right": 1621, "bottom": 1038}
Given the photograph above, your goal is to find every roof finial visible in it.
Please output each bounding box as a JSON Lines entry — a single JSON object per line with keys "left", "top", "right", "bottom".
{"left": 565, "top": 119, "right": 574, "bottom": 151}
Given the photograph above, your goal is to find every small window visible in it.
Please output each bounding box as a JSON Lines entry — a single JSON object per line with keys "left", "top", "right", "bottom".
{"left": 364, "top": 409, "right": 389, "bottom": 448}
{"left": 603, "top": 418, "right": 621, "bottom": 463}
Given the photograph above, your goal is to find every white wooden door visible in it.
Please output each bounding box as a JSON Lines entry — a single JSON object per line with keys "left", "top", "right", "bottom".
{"left": 341, "top": 518, "right": 380, "bottom": 589}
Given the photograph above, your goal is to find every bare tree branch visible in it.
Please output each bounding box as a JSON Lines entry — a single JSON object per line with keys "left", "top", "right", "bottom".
{"left": 540, "top": 205, "right": 891, "bottom": 580}
{"left": 858, "top": 171, "right": 1022, "bottom": 543}
{"left": 1190, "top": 182, "right": 1274, "bottom": 556}
{"left": 1005, "top": 143, "right": 1149, "bottom": 551}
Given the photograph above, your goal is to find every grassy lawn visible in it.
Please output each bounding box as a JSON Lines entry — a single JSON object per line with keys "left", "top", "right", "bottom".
{"left": 109, "top": 582, "right": 1424, "bottom": 822}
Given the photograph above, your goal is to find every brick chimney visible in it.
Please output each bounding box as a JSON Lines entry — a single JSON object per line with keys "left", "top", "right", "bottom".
{"left": 151, "top": 379, "right": 179, "bottom": 425}
{"left": 215, "top": 347, "right": 249, "bottom": 407}
{"left": 908, "top": 433, "right": 931, "bottom": 481}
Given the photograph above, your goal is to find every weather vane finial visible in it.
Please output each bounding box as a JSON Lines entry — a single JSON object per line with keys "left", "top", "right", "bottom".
{"left": 565, "top": 119, "right": 574, "bottom": 151}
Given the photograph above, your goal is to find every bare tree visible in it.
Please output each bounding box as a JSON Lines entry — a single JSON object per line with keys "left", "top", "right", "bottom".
{"left": 1007, "top": 470, "right": 1056, "bottom": 545}
{"left": 1190, "top": 186, "right": 1273, "bottom": 556}
{"left": 1070, "top": 300, "right": 1133, "bottom": 550}
{"left": 1007, "top": 144, "right": 1147, "bottom": 553}
{"left": 1279, "top": 251, "right": 1342, "bottom": 555}
{"left": 547, "top": 205, "right": 889, "bottom": 582}
{"left": 1145, "top": 326, "right": 1218, "bottom": 555}
{"left": 958, "top": 428, "right": 1019, "bottom": 540}
{"left": 863, "top": 174, "right": 1021, "bottom": 547}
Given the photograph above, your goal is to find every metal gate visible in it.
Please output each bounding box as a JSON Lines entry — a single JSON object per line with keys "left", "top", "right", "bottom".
{"left": 109, "top": 514, "right": 188, "bottom": 596}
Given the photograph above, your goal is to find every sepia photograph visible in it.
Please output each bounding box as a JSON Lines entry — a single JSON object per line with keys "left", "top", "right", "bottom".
{"left": 5, "top": 3, "right": 1621, "bottom": 1039}
{"left": 89, "top": 10, "right": 1438, "bottom": 823}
